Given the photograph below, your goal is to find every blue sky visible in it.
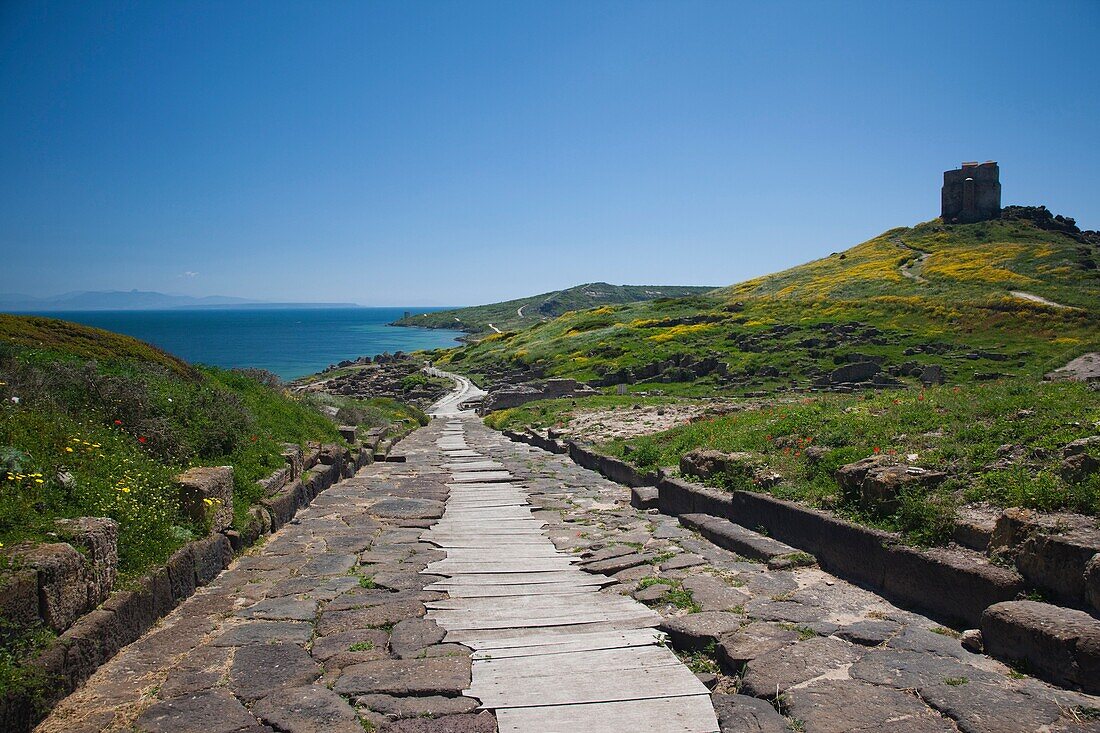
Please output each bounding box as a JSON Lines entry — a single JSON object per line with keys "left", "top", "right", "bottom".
{"left": 2, "top": 1, "right": 1098, "bottom": 306}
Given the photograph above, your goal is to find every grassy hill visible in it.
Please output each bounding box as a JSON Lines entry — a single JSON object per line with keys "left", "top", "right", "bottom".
{"left": 392, "top": 282, "right": 715, "bottom": 335}
{"left": 434, "top": 215, "right": 1099, "bottom": 393}
{"left": 0, "top": 315, "right": 421, "bottom": 578}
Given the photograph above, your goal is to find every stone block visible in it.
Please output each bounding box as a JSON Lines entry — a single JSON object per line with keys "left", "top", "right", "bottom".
{"left": 11, "top": 542, "right": 91, "bottom": 633}
{"left": 192, "top": 534, "right": 232, "bottom": 586}
{"left": 282, "top": 443, "right": 304, "bottom": 479}
{"left": 1016, "top": 530, "right": 1100, "bottom": 607}
{"left": 257, "top": 467, "right": 289, "bottom": 497}
{"left": 165, "top": 544, "right": 197, "bottom": 603}
{"left": 102, "top": 581, "right": 157, "bottom": 648}
{"left": 882, "top": 545, "right": 1024, "bottom": 628}
{"left": 338, "top": 425, "right": 357, "bottom": 443}
{"left": 1086, "top": 554, "right": 1100, "bottom": 614}
{"left": 630, "top": 486, "right": 659, "bottom": 510}
{"left": 982, "top": 600, "right": 1100, "bottom": 693}
{"left": 175, "top": 466, "right": 234, "bottom": 533}
{"left": 0, "top": 568, "right": 39, "bottom": 626}
{"left": 54, "top": 516, "right": 119, "bottom": 606}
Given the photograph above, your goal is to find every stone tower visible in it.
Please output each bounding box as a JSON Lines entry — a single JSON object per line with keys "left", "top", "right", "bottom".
{"left": 941, "top": 161, "right": 1001, "bottom": 223}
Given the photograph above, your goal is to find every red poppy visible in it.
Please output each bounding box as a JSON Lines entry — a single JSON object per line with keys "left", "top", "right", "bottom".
{"left": 114, "top": 419, "right": 122, "bottom": 425}
{"left": 250, "top": 435, "right": 258, "bottom": 442}
{"left": 873, "top": 446, "right": 881, "bottom": 454}
{"left": 138, "top": 436, "right": 147, "bottom": 444}
{"left": 918, "top": 393, "right": 925, "bottom": 401}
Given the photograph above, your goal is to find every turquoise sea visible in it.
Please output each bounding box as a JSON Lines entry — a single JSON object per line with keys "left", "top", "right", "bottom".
{"left": 30, "top": 308, "right": 464, "bottom": 381}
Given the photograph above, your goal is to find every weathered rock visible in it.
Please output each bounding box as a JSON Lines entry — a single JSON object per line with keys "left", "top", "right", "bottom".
{"left": 237, "top": 596, "right": 318, "bottom": 622}
{"left": 860, "top": 464, "right": 947, "bottom": 512}
{"left": 660, "top": 553, "right": 706, "bottom": 571}
{"left": 630, "top": 485, "right": 659, "bottom": 510}
{"left": 0, "top": 568, "right": 39, "bottom": 626}
{"left": 316, "top": 601, "right": 426, "bottom": 635}
{"left": 981, "top": 600, "right": 1100, "bottom": 693}
{"left": 53, "top": 516, "right": 119, "bottom": 603}
{"left": 311, "top": 629, "right": 390, "bottom": 661}
{"left": 389, "top": 618, "right": 446, "bottom": 658}
{"left": 680, "top": 450, "right": 759, "bottom": 481}
{"left": 710, "top": 693, "right": 789, "bottom": 733}
{"left": 952, "top": 504, "right": 998, "bottom": 551}
{"left": 740, "top": 636, "right": 862, "bottom": 697}
{"left": 851, "top": 646, "right": 1067, "bottom": 733}
{"left": 229, "top": 642, "right": 321, "bottom": 701}
{"left": 960, "top": 629, "right": 983, "bottom": 653}
{"left": 134, "top": 688, "right": 260, "bottom": 733}
{"left": 581, "top": 552, "right": 657, "bottom": 575}
{"left": 176, "top": 466, "right": 234, "bottom": 533}
{"left": 212, "top": 620, "right": 314, "bottom": 646}
{"left": 368, "top": 497, "right": 444, "bottom": 519}
{"left": 383, "top": 711, "right": 497, "bottom": 733}
{"left": 828, "top": 361, "right": 880, "bottom": 384}
{"left": 251, "top": 685, "right": 362, "bottom": 733}
{"left": 1086, "top": 554, "right": 1100, "bottom": 614}
{"left": 680, "top": 574, "right": 750, "bottom": 612}
{"left": 333, "top": 656, "right": 471, "bottom": 696}
{"left": 355, "top": 694, "right": 479, "bottom": 719}
{"left": 659, "top": 611, "right": 744, "bottom": 651}
{"left": 10, "top": 542, "right": 91, "bottom": 633}
{"left": 834, "top": 455, "right": 893, "bottom": 500}
{"left": 785, "top": 679, "right": 953, "bottom": 732}
{"left": 1061, "top": 452, "right": 1099, "bottom": 482}
{"left": 716, "top": 622, "right": 799, "bottom": 671}
{"left": 836, "top": 619, "right": 900, "bottom": 646}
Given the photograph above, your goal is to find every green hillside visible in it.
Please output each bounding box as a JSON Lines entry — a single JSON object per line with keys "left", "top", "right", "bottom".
{"left": 393, "top": 282, "right": 715, "bottom": 335}
{"left": 435, "top": 214, "right": 1099, "bottom": 393}
{"left": 0, "top": 315, "right": 418, "bottom": 579}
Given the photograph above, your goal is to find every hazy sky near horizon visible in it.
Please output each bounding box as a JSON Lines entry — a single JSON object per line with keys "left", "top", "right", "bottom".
{"left": 2, "top": 1, "right": 1098, "bottom": 307}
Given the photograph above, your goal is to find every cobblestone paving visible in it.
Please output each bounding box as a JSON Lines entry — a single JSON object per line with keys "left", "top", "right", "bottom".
{"left": 38, "top": 421, "right": 492, "bottom": 733}
{"left": 37, "top": 414, "right": 1100, "bottom": 733}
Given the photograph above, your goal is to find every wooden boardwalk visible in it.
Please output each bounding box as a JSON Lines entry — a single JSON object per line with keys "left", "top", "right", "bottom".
{"left": 423, "top": 418, "right": 719, "bottom": 733}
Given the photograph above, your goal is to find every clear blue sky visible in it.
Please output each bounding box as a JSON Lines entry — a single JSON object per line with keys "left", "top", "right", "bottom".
{"left": 2, "top": 1, "right": 1098, "bottom": 306}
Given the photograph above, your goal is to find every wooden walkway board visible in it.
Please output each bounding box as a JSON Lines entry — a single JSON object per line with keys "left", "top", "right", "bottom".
{"left": 495, "top": 695, "right": 720, "bottom": 733}
{"left": 423, "top": 421, "right": 719, "bottom": 733}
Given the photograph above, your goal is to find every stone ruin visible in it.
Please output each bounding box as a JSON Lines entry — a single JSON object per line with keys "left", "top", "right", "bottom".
{"left": 941, "top": 161, "right": 1001, "bottom": 223}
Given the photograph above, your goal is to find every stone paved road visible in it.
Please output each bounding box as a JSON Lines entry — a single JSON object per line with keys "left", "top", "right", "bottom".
{"left": 458, "top": 419, "right": 1100, "bottom": 733}
{"left": 37, "top": 405, "right": 1100, "bottom": 733}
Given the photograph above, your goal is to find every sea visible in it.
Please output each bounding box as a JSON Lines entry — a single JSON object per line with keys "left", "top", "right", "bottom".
{"left": 29, "top": 308, "right": 464, "bottom": 381}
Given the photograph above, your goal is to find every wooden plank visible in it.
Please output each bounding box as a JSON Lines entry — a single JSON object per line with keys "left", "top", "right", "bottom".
{"left": 426, "top": 609, "right": 659, "bottom": 631}
{"left": 469, "top": 628, "right": 663, "bottom": 656}
{"left": 450, "top": 471, "right": 515, "bottom": 483}
{"left": 469, "top": 664, "right": 708, "bottom": 707}
{"left": 442, "top": 617, "right": 663, "bottom": 644}
{"left": 426, "top": 571, "right": 602, "bottom": 585}
{"left": 473, "top": 645, "right": 680, "bottom": 677}
{"left": 494, "top": 695, "right": 719, "bottom": 733}
{"left": 427, "top": 582, "right": 609, "bottom": 595}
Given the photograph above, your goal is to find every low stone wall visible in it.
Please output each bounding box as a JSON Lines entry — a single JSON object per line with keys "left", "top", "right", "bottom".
{"left": 499, "top": 429, "right": 1024, "bottom": 629}
{"left": 657, "top": 476, "right": 1024, "bottom": 628}
{"left": 1, "top": 435, "right": 388, "bottom": 733}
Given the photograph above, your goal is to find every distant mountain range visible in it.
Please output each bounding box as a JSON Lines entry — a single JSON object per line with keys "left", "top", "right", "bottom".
{"left": 0, "top": 290, "right": 359, "bottom": 311}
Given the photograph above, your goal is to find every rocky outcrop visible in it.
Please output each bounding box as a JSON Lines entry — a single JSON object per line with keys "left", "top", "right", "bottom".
{"left": 480, "top": 378, "right": 597, "bottom": 413}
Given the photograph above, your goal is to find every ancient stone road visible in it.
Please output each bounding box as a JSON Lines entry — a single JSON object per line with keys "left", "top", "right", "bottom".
{"left": 38, "top": 389, "right": 1100, "bottom": 732}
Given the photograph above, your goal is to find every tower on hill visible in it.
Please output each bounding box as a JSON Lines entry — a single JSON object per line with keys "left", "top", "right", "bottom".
{"left": 942, "top": 161, "right": 1001, "bottom": 223}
